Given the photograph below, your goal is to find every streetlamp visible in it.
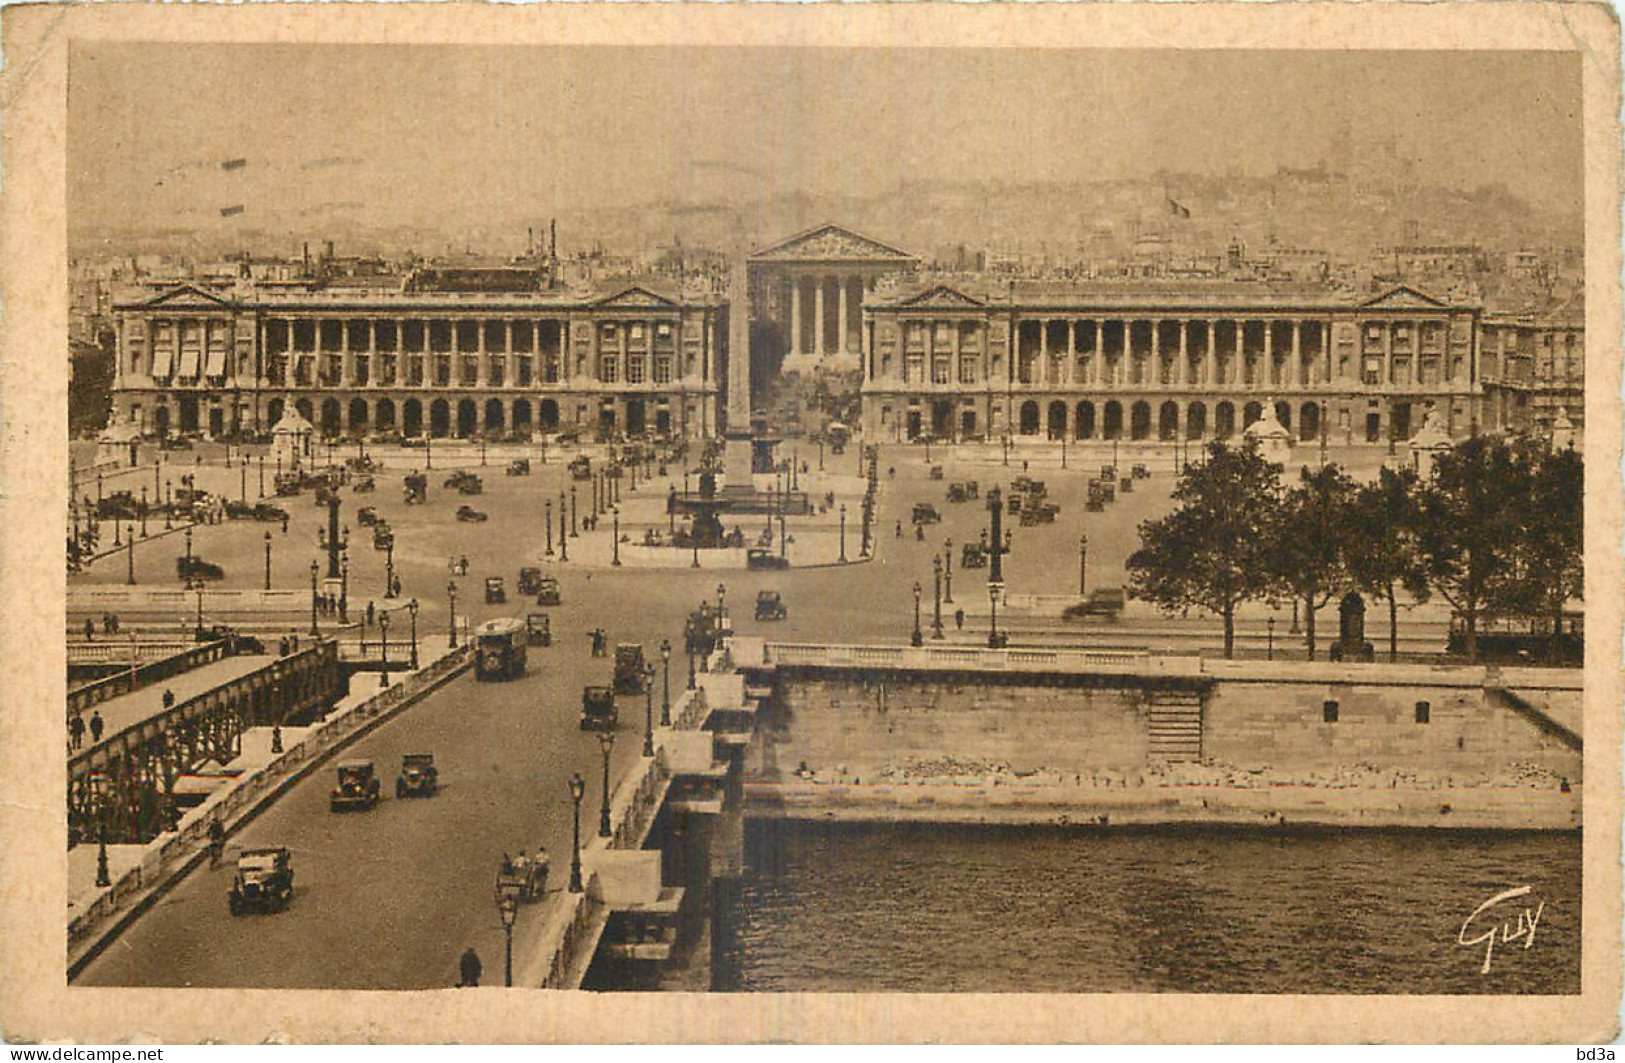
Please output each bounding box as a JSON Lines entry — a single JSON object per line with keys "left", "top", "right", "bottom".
{"left": 1290, "top": 597, "right": 1301, "bottom": 636}
{"left": 309, "top": 560, "right": 320, "bottom": 635}
{"left": 716, "top": 582, "right": 726, "bottom": 619}
{"left": 660, "top": 639, "right": 672, "bottom": 726}
{"left": 447, "top": 580, "right": 459, "bottom": 649}
{"left": 597, "top": 730, "right": 615, "bottom": 838}
{"left": 911, "top": 582, "right": 924, "bottom": 647}
{"left": 126, "top": 524, "right": 136, "bottom": 585}
{"left": 1267, "top": 616, "right": 1276, "bottom": 661}
{"left": 643, "top": 663, "right": 656, "bottom": 757}
{"left": 384, "top": 538, "right": 397, "bottom": 598}
{"left": 495, "top": 881, "right": 517, "bottom": 988}
{"left": 92, "top": 773, "right": 111, "bottom": 888}
{"left": 611, "top": 506, "right": 621, "bottom": 566}
{"left": 932, "top": 556, "right": 945, "bottom": 640}
{"left": 240, "top": 461, "right": 247, "bottom": 503}
{"left": 408, "top": 598, "right": 420, "bottom": 668}
{"left": 559, "top": 498, "right": 569, "bottom": 562}
{"left": 545, "top": 500, "right": 554, "bottom": 557}
{"left": 379, "top": 610, "right": 391, "bottom": 688}
{"left": 140, "top": 486, "right": 149, "bottom": 537}
{"left": 944, "top": 539, "right": 955, "bottom": 603}
{"left": 569, "top": 487, "right": 578, "bottom": 537}
{"left": 258, "top": 454, "right": 265, "bottom": 498}
{"left": 1078, "top": 534, "right": 1089, "bottom": 596}
{"left": 339, "top": 554, "right": 349, "bottom": 623}
{"left": 567, "top": 773, "right": 585, "bottom": 893}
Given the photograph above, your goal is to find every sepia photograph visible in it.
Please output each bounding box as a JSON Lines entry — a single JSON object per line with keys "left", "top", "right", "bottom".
{"left": 2, "top": 1, "right": 1621, "bottom": 1045}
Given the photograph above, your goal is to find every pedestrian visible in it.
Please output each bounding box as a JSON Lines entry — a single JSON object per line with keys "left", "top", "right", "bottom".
{"left": 366, "top": 601, "right": 375, "bottom": 627}
{"left": 955, "top": 607, "right": 965, "bottom": 631}
{"left": 102, "top": 613, "right": 112, "bottom": 635}
{"left": 84, "top": 618, "right": 95, "bottom": 641}
{"left": 895, "top": 520, "right": 902, "bottom": 539}
{"left": 110, "top": 613, "right": 120, "bottom": 634}
{"left": 281, "top": 513, "right": 289, "bottom": 534}
{"left": 89, "top": 710, "right": 104, "bottom": 743}
{"left": 458, "top": 946, "right": 482, "bottom": 988}
{"left": 1023, "top": 459, "right": 1029, "bottom": 473}
{"left": 162, "top": 688, "right": 175, "bottom": 709}
{"left": 69, "top": 714, "right": 85, "bottom": 751}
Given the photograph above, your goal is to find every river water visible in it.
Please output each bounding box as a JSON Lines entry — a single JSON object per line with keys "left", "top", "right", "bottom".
{"left": 718, "top": 820, "right": 1581, "bottom": 994}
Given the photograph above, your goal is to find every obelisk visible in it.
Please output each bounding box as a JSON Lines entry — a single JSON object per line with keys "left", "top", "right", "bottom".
{"left": 723, "top": 256, "right": 755, "bottom": 487}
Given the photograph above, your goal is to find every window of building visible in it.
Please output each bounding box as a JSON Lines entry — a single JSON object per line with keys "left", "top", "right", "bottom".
{"left": 906, "top": 354, "right": 924, "bottom": 384}
{"left": 1322, "top": 700, "right": 1339, "bottom": 724}
{"left": 959, "top": 357, "right": 978, "bottom": 385}
{"left": 627, "top": 357, "right": 646, "bottom": 384}
{"left": 657, "top": 323, "right": 672, "bottom": 339}
{"left": 489, "top": 360, "right": 505, "bottom": 387}
{"left": 517, "top": 359, "right": 532, "bottom": 387}
{"left": 461, "top": 357, "right": 478, "bottom": 387}
{"left": 600, "top": 355, "right": 619, "bottom": 383}
{"left": 543, "top": 355, "right": 559, "bottom": 384}
{"left": 932, "top": 358, "right": 950, "bottom": 385}
{"left": 1415, "top": 701, "right": 1430, "bottom": 724}
{"left": 881, "top": 406, "right": 892, "bottom": 425}
{"left": 654, "top": 356, "right": 672, "bottom": 385}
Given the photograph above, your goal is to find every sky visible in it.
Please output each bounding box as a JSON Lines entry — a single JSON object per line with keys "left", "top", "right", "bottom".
{"left": 68, "top": 43, "right": 1584, "bottom": 243}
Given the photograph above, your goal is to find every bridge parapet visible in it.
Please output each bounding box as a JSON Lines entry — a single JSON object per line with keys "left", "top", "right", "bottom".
{"left": 756, "top": 641, "right": 1207, "bottom": 680}
{"left": 68, "top": 639, "right": 234, "bottom": 716}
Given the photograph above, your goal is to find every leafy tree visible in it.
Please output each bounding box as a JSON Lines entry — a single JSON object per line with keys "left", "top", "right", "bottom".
{"left": 1414, "top": 434, "right": 1530, "bottom": 662}
{"left": 1127, "top": 440, "right": 1283, "bottom": 657}
{"left": 1266, "top": 463, "right": 1357, "bottom": 660}
{"left": 69, "top": 333, "right": 115, "bottom": 437}
{"left": 1344, "top": 465, "right": 1429, "bottom": 662}
{"left": 1495, "top": 441, "right": 1583, "bottom": 660}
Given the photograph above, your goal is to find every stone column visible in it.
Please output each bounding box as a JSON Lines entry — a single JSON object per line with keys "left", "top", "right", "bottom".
{"left": 1203, "top": 319, "right": 1216, "bottom": 387}
{"left": 1177, "top": 320, "right": 1189, "bottom": 387}
{"left": 1290, "top": 321, "right": 1302, "bottom": 389}
{"left": 340, "top": 316, "right": 352, "bottom": 387}
{"left": 475, "top": 318, "right": 487, "bottom": 387}
{"left": 789, "top": 277, "right": 802, "bottom": 359}
{"left": 813, "top": 279, "right": 826, "bottom": 360}
{"left": 1038, "top": 318, "right": 1049, "bottom": 386}
{"left": 1382, "top": 322, "right": 1394, "bottom": 386}
{"left": 1263, "top": 320, "right": 1275, "bottom": 388}
{"left": 836, "top": 275, "right": 849, "bottom": 359}
{"left": 1092, "top": 321, "right": 1103, "bottom": 387}
{"left": 1233, "top": 320, "right": 1244, "bottom": 390}
{"left": 1066, "top": 320, "right": 1077, "bottom": 388}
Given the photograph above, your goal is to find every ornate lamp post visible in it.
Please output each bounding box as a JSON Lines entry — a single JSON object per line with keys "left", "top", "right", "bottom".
{"left": 378, "top": 610, "right": 391, "bottom": 688}
{"left": 1267, "top": 616, "right": 1276, "bottom": 661}
{"left": 339, "top": 553, "right": 349, "bottom": 624}
{"left": 944, "top": 538, "right": 955, "bottom": 603}
{"left": 545, "top": 500, "right": 554, "bottom": 557}
{"left": 716, "top": 582, "right": 726, "bottom": 621}
{"left": 309, "top": 560, "right": 320, "bottom": 635}
{"left": 932, "top": 556, "right": 945, "bottom": 640}
{"left": 611, "top": 506, "right": 621, "bottom": 566}
{"left": 408, "top": 598, "right": 420, "bottom": 668}
{"left": 140, "top": 486, "right": 149, "bottom": 537}
{"left": 495, "top": 882, "right": 517, "bottom": 988}
{"left": 447, "top": 580, "right": 459, "bottom": 649}
{"left": 114, "top": 511, "right": 122, "bottom": 548}
{"left": 384, "top": 538, "right": 397, "bottom": 598}
{"left": 126, "top": 524, "right": 136, "bottom": 585}
{"left": 597, "top": 730, "right": 615, "bottom": 838}
{"left": 839, "top": 503, "right": 848, "bottom": 564}
{"left": 911, "top": 582, "right": 924, "bottom": 647}
{"left": 92, "top": 773, "right": 111, "bottom": 888}
{"left": 568, "top": 773, "right": 585, "bottom": 893}
{"left": 559, "top": 497, "right": 569, "bottom": 562}
{"left": 643, "top": 663, "right": 656, "bottom": 757}
{"left": 660, "top": 639, "right": 672, "bottom": 726}
{"left": 569, "top": 487, "right": 578, "bottom": 537}
{"left": 240, "top": 461, "right": 248, "bottom": 503}
{"left": 1078, "top": 534, "right": 1089, "bottom": 596}
{"left": 258, "top": 454, "right": 265, "bottom": 498}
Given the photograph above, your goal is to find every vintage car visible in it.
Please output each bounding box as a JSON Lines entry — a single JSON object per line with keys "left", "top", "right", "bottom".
{"left": 485, "top": 576, "right": 506, "bottom": 604}
{"left": 1099, "top": 465, "right": 1117, "bottom": 482}
{"left": 176, "top": 555, "right": 225, "bottom": 582}
{"left": 613, "top": 643, "right": 647, "bottom": 695}
{"left": 525, "top": 613, "right": 552, "bottom": 647}
{"left": 517, "top": 567, "right": 545, "bottom": 596}
{"left": 506, "top": 459, "right": 531, "bottom": 477}
{"left": 928, "top": 464, "right": 945, "bottom": 481}
{"left": 911, "top": 503, "right": 942, "bottom": 525}
{"left": 961, "top": 543, "right": 989, "bottom": 568}
{"left": 946, "top": 482, "right": 973, "bottom": 503}
{"left": 746, "top": 548, "right": 790, "bottom": 572}
{"left": 475, "top": 618, "right": 528, "bottom": 681}
{"left": 351, "top": 475, "right": 376, "bottom": 494}
{"left": 356, "top": 506, "right": 379, "bottom": 527}
{"left": 457, "top": 505, "right": 489, "bottom": 523}
{"left": 754, "top": 590, "right": 788, "bottom": 621}
{"left": 535, "top": 577, "right": 562, "bottom": 607}
{"left": 1131, "top": 463, "right": 1150, "bottom": 480}
{"left": 568, "top": 455, "right": 593, "bottom": 481}
{"left": 1062, "top": 588, "right": 1128, "bottom": 622}
{"left": 372, "top": 525, "right": 394, "bottom": 550}
{"left": 228, "top": 847, "right": 294, "bottom": 915}
{"left": 395, "top": 753, "right": 439, "bottom": 798}
{"left": 273, "top": 472, "right": 304, "bottom": 497}
{"left": 580, "top": 685, "right": 618, "bottom": 731}
{"left": 329, "top": 759, "right": 381, "bottom": 812}
{"left": 403, "top": 472, "right": 428, "bottom": 505}
{"left": 497, "top": 850, "right": 551, "bottom": 902}
{"left": 346, "top": 455, "right": 382, "bottom": 472}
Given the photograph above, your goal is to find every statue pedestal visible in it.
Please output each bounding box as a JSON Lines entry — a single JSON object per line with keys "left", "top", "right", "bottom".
{"left": 723, "top": 433, "right": 755, "bottom": 490}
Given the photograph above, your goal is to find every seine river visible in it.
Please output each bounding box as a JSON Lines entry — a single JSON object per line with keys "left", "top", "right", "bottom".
{"left": 716, "top": 820, "right": 1581, "bottom": 994}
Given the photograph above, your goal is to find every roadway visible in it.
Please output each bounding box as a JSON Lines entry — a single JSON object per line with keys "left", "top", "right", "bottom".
{"left": 72, "top": 439, "right": 1451, "bottom": 988}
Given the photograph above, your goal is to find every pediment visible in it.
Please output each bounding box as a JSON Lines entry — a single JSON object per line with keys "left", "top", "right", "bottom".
{"left": 1360, "top": 285, "right": 1447, "bottom": 310}
{"left": 592, "top": 286, "right": 678, "bottom": 309}
{"left": 751, "top": 224, "right": 917, "bottom": 263}
{"left": 140, "top": 284, "right": 236, "bottom": 311}
{"left": 897, "top": 285, "right": 985, "bottom": 308}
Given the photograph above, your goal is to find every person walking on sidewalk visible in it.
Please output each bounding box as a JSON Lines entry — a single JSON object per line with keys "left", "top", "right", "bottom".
{"left": 69, "top": 714, "right": 86, "bottom": 751}
{"left": 458, "top": 946, "right": 483, "bottom": 988}
{"left": 89, "top": 710, "right": 104, "bottom": 743}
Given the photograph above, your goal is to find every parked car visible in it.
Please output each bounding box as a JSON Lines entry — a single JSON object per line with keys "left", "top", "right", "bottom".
{"left": 569, "top": 456, "right": 593, "bottom": 481}
{"left": 506, "top": 459, "right": 531, "bottom": 476}
{"left": 457, "top": 505, "right": 488, "bottom": 523}
{"left": 746, "top": 548, "right": 790, "bottom": 571}
{"left": 1062, "top": 588, "right": 1128, "bottom": 621}
{"left": 176, "top": 556, "right": 225, "bottom": 582}
{"left": 581, "top": 685, "right": 617, "bottom": 731}
{"left": 754, "top": 590, "right": 788, "bottom": 621}
{"left": 395, "top": 753, "right": 439, "bottom": 798}
{"left": 329, "top": 759, "right": 381, "bottom": 812}
{"left": 228, "top": 847, "right": 294, "bottom": 915}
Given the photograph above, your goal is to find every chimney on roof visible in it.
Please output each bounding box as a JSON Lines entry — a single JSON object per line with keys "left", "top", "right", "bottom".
{"left": 325, "top": 240, "right": 335, "bottom": 261}
{"left": 302, "top": 242, "right": 310, "bottom": 274}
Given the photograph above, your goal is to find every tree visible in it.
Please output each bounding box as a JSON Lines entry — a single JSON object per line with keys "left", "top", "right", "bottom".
{"left": 1265, "top": 463, "right": 1357, "bottom": 660}
{"left": 1127, "top": 440, "right": 1283, "bottom": 657}
{"left": 69, "top": 333, "right": 116, "bottom": 437}
{"left": 1495, "top": 441, "right": 1583, "bottom": 661}
{"left": 1414, "top": 434, "right": 1530, "bottom": 662}
{"left": 1344, "top": 465, "right": 1429, "bottom": 662}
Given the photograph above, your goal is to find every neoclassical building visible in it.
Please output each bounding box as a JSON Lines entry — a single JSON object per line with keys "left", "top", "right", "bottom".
{"left": 1478, "top": 306, "right": 1585, "bottom": 437}
{"left": 108, "top": 273, "right": 725, "bottom": 441}
{"left": 860, "top": 280, "right": 1494, "bottom": 447}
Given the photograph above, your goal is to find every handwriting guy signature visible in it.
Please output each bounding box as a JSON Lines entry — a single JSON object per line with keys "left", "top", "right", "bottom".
{"left": 1459, "top": 886, "right": 1544, "bottom": 974}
